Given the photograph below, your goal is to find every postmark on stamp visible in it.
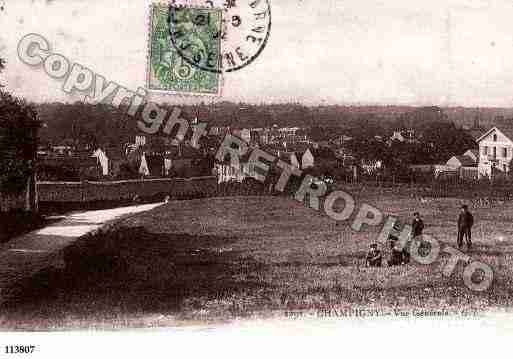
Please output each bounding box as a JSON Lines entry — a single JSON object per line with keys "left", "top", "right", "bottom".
{"left": 147, "top": 2, "right": 223, "bottom": 95}
{"left": 168, "top": 0, "right": 271, "bottom": 73}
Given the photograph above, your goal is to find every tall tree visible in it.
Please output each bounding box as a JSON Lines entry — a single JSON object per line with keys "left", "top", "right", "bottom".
{"left": 0, "top": 90, "right": 40, "bottom": 195}
{"left": 0, "top": 55, "right": 40, "bottom": 211}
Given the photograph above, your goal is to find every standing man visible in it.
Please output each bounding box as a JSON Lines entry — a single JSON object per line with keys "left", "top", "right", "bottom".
{"left": 406, "top": 212, "right": 425, "bottom": 263}
{"left": 411, "top": 212, "right": 424, "bottom": 238}
{"left": 457, "top": 205, "right": 474, "bottom": 250}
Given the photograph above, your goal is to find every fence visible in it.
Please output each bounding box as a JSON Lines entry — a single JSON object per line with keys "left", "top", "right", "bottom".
{"left": 341, "top": 178, "right": 513, "bottom": 203}
{"left": 37, "top": 176, "right": 218, "bottom": 203}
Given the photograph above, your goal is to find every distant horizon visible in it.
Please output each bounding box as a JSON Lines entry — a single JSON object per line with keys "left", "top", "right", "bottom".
{"left": 26, "top": 99, "right": 513, "bottom": 111}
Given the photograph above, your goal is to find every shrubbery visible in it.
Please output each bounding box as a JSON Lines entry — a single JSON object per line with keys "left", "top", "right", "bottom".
{"left": 0, "top": 90, "right": 39, "bottom": 195}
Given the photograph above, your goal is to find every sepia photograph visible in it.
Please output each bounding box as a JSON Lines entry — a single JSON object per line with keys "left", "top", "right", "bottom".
{"left": 0, "top": 0, "right": 513, "bottom": 357}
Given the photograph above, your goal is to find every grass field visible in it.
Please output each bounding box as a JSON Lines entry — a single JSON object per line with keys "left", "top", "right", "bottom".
{"left": 2, "top": 188, "right": 513, "bottom": 329}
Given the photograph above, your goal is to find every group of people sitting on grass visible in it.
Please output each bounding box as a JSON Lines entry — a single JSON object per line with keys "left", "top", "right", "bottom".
{"left": 365, "top": 205, "right": 474, "bottom": 268}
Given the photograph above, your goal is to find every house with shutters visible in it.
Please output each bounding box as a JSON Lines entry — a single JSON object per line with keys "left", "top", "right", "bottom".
{"left": 476, "top": 127, "right": 513, "bottom": 179}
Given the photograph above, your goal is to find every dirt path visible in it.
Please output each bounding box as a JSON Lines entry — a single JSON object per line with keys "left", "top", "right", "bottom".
{"left": 0, "top": 203, "right": 163, "bottom": 302}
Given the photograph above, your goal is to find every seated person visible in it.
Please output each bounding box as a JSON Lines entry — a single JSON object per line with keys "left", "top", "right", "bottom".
{"left": 366, "top": 243, "right": 382, "bottom": 267}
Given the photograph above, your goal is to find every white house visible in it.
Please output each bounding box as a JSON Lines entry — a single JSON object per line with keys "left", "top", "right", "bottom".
{"left": 290, "top": 153, "right": 300, "bottom": 168}
{"left": 446, "top": 152, "right": 478, "bottom": 180}
{"left": 446, "top": 155, "right": 476, "bottom": 169}
{"left": 214, "top": 163, "right": 245, "bottom": 183}
{"left": 389, "top": 131, "right": 405, "bottom": 142}
{"left": 476, "top": 127, "right": 513, "bottom": 178}
{"left": 388, "top": 129, "right": 418, "bottom": 145}
{"left": 463, "top": 149, "right": 479, "bottom": 163}
{"left": 214, "top": 153, "right": 262, "bottom": 184}
{"left": 139, "top": 153, "right": 150, "bottom": 176}
{"left": 135, "top": 135, "right": 146, "bottom": 147}
{"left": 164, "top": 158, "right": 172, "bottom": 176}
{"left": 302, "top": 148, "right": 314, "bottom": 169}
{"left": 92, "top": 148, "right": 109, "bottom": 176}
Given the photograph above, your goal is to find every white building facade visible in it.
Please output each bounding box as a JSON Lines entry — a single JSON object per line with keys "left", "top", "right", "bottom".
{"left": 477, "top": 127, "right": 513, "bottom": 179}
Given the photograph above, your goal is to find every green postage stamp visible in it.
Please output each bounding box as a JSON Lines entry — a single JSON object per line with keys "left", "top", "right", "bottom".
{"left": 147, "top": 3, "right": 222, "bottom": 95}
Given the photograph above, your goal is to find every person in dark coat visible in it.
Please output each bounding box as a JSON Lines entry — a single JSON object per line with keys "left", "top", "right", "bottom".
{"left": 387, "top": 235, "right": 405, "bottom": 266}
{"left": 403, "top": 212, "right": 424, "bottom": 264}
{"left": 366, "top": 243, "right": 383, "bottom": 267}
{"left": 411, "top": 212, "right": 424, "bottom": 238}
{"left": 457, "top": 205, "right": 474, "bottom": 250}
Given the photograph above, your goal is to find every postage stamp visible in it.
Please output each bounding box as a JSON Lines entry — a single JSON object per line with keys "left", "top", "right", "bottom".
{"left": 147, "top": 2, "right": 223, "bottom": 95}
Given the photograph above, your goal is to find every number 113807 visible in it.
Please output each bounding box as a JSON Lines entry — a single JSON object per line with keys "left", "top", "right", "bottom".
{"left": 5, "top": 345, "right": 36, "bottom": 354}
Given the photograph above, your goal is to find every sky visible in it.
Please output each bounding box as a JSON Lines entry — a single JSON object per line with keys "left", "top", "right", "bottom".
{"left": 2, "top": 0, "right": 513, "bottom": 107}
